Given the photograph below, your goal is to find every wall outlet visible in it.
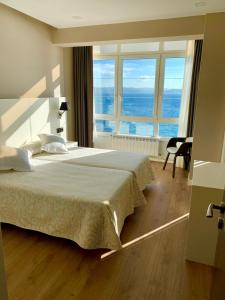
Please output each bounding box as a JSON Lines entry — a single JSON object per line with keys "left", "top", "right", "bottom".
{"left": 56, "top": 127, "right": 64, "bottom": 133}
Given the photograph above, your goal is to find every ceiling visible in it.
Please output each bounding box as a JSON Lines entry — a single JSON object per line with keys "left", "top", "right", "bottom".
{"left": 1, "top": 0, "right": 225, "bottom": 29}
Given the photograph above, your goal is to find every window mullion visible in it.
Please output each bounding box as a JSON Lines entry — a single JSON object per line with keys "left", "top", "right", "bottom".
{"left": 154, "top": 54, "right": 163, "bottom": 137}
{"left": 117, "top": 56, "right": 123, "bottom": 134}
{"left": 114, "top": 55, "right": 119, "bottom": 134}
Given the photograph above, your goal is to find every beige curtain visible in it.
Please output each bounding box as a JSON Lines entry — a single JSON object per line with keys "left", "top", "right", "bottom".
{"left": 73, "top": 46, "right": 93, "bottom": 147}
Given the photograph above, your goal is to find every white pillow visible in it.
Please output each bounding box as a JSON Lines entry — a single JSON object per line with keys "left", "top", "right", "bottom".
{"left": 0, "top": 146, "right": 32, "bottom": 172}
{"left": 21, "top": 140, "right": 42, "bottom": 155}
{"left": 41, "top": 142, "right": 68, "bottom": 154}
{"left": 38, "top": 133, "right": 66, "bottom": 146}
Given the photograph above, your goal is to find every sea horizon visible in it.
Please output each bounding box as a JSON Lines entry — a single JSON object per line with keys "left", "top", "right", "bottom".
{"left": 94, "top": 87, "right": 182, "bottom": 137}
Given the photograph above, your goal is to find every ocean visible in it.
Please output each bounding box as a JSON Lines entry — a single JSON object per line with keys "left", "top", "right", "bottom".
{"left": 94, "top": 88, "right": 181, "bottom": 137}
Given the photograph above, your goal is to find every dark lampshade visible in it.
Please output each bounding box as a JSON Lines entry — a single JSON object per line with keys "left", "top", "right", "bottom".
{"left": 59, "top": 102, "right": 69, "bottom": 111}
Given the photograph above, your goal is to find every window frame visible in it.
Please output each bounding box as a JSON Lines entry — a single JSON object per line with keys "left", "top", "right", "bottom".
{"left": 93, "top": 56, "right": 118, "bottom": 121}
{"left": 157, "top": 54, "right": 187, "bottom": 132}
{"left": 118, "top": 54, "right": 160, "bottom": 122}
{"left": 93, "top": 43, "right": 188, "bottom": 138}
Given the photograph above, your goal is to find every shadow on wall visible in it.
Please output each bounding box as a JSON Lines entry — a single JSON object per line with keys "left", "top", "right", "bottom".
{"left": 0, "top": 63, "right": 65, "bottom": 146}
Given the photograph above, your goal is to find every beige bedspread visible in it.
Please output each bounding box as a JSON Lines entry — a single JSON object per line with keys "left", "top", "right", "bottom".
{"left": 0, "top": 159, "right": 145, "bottom": 250}
{"left": 35, "top": 147, "right": 154, "bottom": 190}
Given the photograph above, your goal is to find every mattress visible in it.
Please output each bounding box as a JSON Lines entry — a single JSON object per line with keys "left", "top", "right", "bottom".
{"left": 35, "top": 147, "right": 154, "bottom": 190}
{"left": 0, "top": 159, "right": 145, "bottom": 250}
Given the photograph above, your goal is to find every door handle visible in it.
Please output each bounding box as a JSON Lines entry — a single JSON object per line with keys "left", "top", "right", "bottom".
{"left": 206, "top": 203, "right": 214, "bottom": 218}
{"left": 206, "top": 203, "right": 225, "bottom": 218}
{"left": 206, "top": 202, "right": 225, "bottom": 230}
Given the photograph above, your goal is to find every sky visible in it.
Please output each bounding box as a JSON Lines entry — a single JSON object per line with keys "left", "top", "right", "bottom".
{"left": 93, "top": 57, "right": 185, "bottom": 90}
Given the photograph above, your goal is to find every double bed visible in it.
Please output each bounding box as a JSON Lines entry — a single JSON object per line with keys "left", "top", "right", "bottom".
{"left": 0, "top": 158, "right": 147, "bottom": 250}
{"left": 35, "top": 146, "right": 154, "bottom": 191}
{"left": 0, "top": 147, "right": 153, "bottom": 250}
{"left": 0, "top": 98, "right": 154, "bottom": 250}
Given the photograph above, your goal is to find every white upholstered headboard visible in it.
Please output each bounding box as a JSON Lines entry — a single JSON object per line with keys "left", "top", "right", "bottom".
{"left": 0, "top": 97, "right": 67, "bottom": 147}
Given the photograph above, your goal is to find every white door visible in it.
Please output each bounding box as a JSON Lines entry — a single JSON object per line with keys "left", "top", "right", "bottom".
{"left": 208, "top": 190, "right": 225, "bottom": 299}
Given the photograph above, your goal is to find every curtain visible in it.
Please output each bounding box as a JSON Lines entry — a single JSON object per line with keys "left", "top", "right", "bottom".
{"left": 186, "top": 40, "right": 203, "bottom": 137}
{"left": 73, "top": 46, "right": 93, "bottom": 147}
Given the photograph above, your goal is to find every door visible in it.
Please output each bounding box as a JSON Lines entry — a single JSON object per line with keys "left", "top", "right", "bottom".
{"left": 209, "top": 189, "right": 225, "bottom": 299}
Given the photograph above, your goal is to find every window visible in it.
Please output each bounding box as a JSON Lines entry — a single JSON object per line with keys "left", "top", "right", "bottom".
{"left": 163, "top": 40, "right": 187, "bottom": 51}
{"left": 94, "top": 44, "right": 118, "bottom": 54}
{"left": 161, "top": 57, "right": 185, "bottom": 118}
{"left": 93, "top": 41, "right": 190, "bottom": 138}
{"left": 121, "top": 42, "right": 160, "bottom": 52}
{"left": 159, "top": 123, "right": 179, "bottom": 137}
{"left": 93, "top": 59, "right": 115, "bottom": 115}
{"left": 120, "top": 121, "right": 154, "bottom": 136}
{"left": 96, "top": 119, "right": 115, "bottom": 133}
{"left": 121, "top": 58, "right": 156, "bottom": 117}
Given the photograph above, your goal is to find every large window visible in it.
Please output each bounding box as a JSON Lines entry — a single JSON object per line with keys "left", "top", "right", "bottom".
{"left": 93, "top": 59, "right": 115, "bottom": 115}
{"left": 121, "top": 58, "right": 156, "bottom": 118}
{"left": 93, "top": 41, "right": 189, "bottom": 138}
{"left": 161, "top": 57, "right": 185, "bottom": 118}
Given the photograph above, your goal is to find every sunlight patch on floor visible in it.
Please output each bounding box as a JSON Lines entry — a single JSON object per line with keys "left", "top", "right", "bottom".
{"left": 101, "top": 213, "right": 189, "bottom": 259}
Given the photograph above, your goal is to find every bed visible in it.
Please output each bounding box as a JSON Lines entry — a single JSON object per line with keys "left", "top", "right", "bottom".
{"left": 0, "top": 98, "right": 154, "bottom": 250}
{"left": 35, "top": 146, "right": 154, "bottom": 191}
{"left": 0, "top": 159, "right": 145, "bottom": 250}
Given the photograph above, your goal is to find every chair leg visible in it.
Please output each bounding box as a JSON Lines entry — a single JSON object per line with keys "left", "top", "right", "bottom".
{"left": 173, "top": 156, "right": 177, "bottom": 178}
{"left": 184, "top": 156, "right": 188, "bottom": 170}
{"left": 187, "top": 155, "right": 191, "bottom": 171}
{"left": 184, "top": 155, "right": 190, "bottom": 170}
{"left": 163, "top": 153, "right": 170, "bottom": 170}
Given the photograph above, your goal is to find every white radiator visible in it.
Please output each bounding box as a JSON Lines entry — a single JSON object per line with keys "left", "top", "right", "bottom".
{"left": 94, "top": 134, "right": 159, "bottom": 157}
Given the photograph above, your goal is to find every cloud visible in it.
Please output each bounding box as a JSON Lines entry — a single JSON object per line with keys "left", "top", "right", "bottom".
{"left": 93, "top": 61, "right": 115, "bottom": 78}
{"left": 93, "top": 58, "right": 185, "bottom": 89}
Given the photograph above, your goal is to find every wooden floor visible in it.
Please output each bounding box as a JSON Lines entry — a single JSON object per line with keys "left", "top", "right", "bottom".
{"left": 2, "top": 162, "right": 213, "bottom": 300}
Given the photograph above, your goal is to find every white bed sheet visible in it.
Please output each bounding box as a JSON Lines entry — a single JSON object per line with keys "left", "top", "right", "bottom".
{"left": 35, "top": 147, "right": 154, "bottom": 190}
{"left": 0, "top": 159, "right": 145, "bottom": 250}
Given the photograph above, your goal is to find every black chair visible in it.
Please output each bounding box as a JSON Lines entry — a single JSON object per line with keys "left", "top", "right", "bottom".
{"left": 163, "top": 137, "right": 193, "bottom": 178}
